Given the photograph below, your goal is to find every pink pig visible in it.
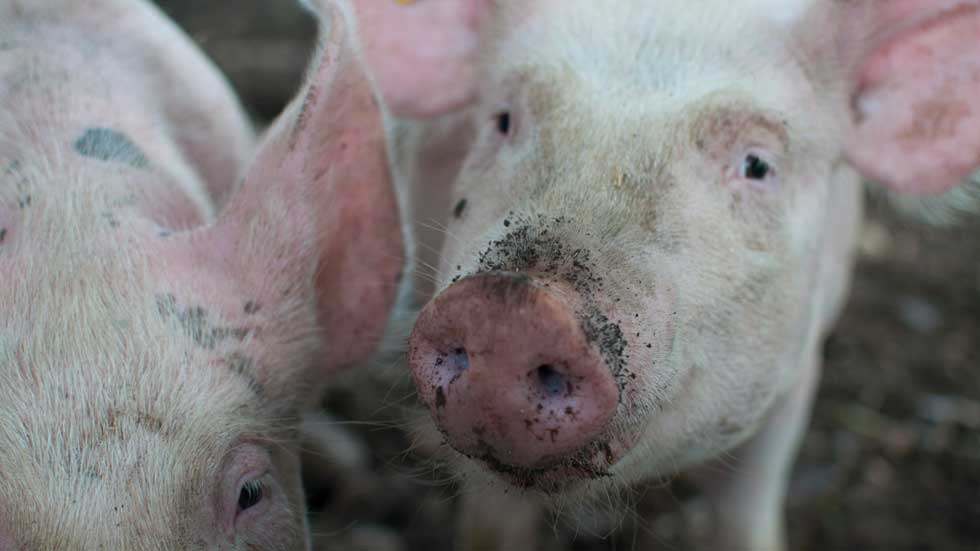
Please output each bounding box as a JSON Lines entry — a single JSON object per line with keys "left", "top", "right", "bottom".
{"left": 0, "top": 0, "right": 403, "bottom": 549}
{"left": 351, "top": 0, "right": 980, "bottom": 549}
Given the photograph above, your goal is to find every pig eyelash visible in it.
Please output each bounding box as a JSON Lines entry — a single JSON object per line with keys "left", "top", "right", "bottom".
{"left": 233, "top": 471, "right": 274, "bottom": 528}
{"left": 237, "top": 478, "right": 265, "bottom": 512}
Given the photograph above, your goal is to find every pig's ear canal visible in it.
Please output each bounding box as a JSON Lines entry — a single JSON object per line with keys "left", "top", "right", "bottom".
{"left": 846, "top": 4, "right": 980, "bottom": 196}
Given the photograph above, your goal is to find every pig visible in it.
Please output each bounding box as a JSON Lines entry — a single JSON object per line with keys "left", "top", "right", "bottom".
{"left": 349, "top": 0, "right": 980, "bottom": 549}
{"left": 0, "top": 0, "right": 404, "bottom": 549}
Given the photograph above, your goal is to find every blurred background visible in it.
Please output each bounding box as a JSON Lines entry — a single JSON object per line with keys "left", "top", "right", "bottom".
{"left": 153, "top": 2, "right": 979, "bottom": 549}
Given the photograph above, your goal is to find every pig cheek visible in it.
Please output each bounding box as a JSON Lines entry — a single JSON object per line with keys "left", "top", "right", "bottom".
{"left": 272, "top": 454, "right": 310, "bottom": 548}
{"left": 599, "top": 285, "right": 680, "bottom": 461}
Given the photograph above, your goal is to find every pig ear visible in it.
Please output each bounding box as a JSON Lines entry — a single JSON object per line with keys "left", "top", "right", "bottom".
{"left": 207, "top": 5, "right": 404, "bottom": 371}
{"left": 845, "top": 2, "right": 980, "bottom": 196}
{"left": 346, "top": 0, "right": 490, "bottom": 118}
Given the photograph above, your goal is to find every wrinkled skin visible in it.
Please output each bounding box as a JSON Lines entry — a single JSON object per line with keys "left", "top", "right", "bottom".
{"left": 0, "top": 1, "right": 404, "bottom": 549}
{"left": 358, "top": 0, "right": 980, "bottom": 549}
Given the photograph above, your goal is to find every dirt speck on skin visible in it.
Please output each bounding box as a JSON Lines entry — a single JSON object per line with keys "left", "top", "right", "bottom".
{"left": 156, "top": 3, "right": 980, "bottom": 549}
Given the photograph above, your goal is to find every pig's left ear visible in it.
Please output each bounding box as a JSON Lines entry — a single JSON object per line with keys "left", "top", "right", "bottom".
{"left": 206, "top": 5, "right": 404, "bottom": 371}
{"left": 845, "top": 2, "right": 980, "bottom": 196}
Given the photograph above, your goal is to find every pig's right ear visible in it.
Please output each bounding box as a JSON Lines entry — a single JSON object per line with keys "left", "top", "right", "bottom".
{"left": 844, "top": 1, "right": 980, "bottom": 196}
{"left": 201, "top": 4, "right": 405, "bottom": 372}
{"left": 345, "top": 0, "right": 491, "bottom": 118}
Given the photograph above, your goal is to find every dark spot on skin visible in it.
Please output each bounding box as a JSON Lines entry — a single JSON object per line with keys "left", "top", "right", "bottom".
{"left": 718, "top": 417, "right": 744, "bottom": 436}
{"left": 74, "top": 128, "right": 149, "bottom": 169}
{"left": 101, "top": 212, "right": 119, "bottom": 228}
{"left": 92, "top": 408, "right": 171, "bottom": 444}
{"left": 0, "top": 228, "right": 6, "bottom": 244}
{"left": 243, "top": 301, "right": 261, "bottom": 315}
{"left": 133, "top": 411, "right": 165, "bottom": 434}
{"left": 453, "top": 198, "right": 468, "bottom": 219}
{"left": 158, "top": 230, "right": 172, "bottom": 238}
{"left": 225, "top": 352, "right": 264, "bottom": 396}
{"left": 290, "top": 82, "right": 322, "bottom": 151}
{"left": 155, "top": 293, "right": 250, "bottom": 350}
{"left": 435, "top": 386, "right": 446, "bottom": 409}
{"left": 503, "top": 219, "right": 511, "bottom": 227}
{"left": 4, "top": 160, "right": 34, "bottom": 209}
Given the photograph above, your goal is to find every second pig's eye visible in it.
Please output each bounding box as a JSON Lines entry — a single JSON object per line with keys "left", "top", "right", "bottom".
{"left": 238, "top": 479, "right": 264, "bottom": 511}
{"left": 742, "top": 155, "right": 772, "bottom": 180}
{"left": 495, "top": 112, "right": 511, "bottom": 135}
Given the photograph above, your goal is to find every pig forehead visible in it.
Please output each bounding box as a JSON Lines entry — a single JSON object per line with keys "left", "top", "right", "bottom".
{"left": 503, "top": 0, "right": 811, "bottom": 47}
{"left": 0, "top": 424, "right": 195, "bottom": 547}
{"left": 493, "top": 0, "right": 813, "bottom": 110}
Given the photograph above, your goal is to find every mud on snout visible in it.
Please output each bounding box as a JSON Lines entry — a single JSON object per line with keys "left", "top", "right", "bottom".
{"left": 409, "top": 216, "right": 654, "bottom": 492}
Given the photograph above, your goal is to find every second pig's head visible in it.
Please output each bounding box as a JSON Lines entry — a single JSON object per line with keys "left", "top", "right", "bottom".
{"left": 357, "top": 0, "right": 980, "bottom": 498}
{"left": 0, "top": 3, "right": 403, "bottom": 549}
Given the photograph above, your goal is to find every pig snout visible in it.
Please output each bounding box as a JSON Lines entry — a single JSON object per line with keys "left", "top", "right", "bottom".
{"left": 409, "top": 272, "right": 620, "bottom": 470}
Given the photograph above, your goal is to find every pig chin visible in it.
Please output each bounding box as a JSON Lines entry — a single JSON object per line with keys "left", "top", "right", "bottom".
{"left": 454, "top": 423, "right": 639, "bottom": 495}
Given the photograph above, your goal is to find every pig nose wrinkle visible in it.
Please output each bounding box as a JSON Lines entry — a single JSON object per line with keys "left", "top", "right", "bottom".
{"left": 409, "top": 272, "right": 620, "bottom": 470}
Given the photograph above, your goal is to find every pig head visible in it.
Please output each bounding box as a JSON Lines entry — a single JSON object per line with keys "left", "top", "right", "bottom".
{"left": 0, "top": 1, "right": 403, "bottom": 549}
{"left": 361, "top": 0, "right": 980, "bottom": 512}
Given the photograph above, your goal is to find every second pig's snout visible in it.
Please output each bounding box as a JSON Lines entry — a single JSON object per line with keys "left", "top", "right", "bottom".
{"left": 409, "top": 272, "right": 620, "bottom": 471}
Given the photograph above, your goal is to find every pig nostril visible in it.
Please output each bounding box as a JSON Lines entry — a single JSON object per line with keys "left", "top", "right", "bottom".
{"left": 535, "top": 364, "right": 567, "bottom": 397}
{"left": 450, "top": 347, "right": 470, "bottom": 372}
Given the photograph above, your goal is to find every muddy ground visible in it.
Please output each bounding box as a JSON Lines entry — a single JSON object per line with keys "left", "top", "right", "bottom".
{"left": 153, "top": 2, "right": 979, "bottom": 549}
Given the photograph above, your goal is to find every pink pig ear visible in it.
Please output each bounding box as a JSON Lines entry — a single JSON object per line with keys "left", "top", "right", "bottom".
{"left": 846, "top": 1, "right": 980, "bottom": 196}
{"left": 207, "top": 4, "right": 404, "bottom": 371}
{"left": 347, "top": 0, "right": 490, "bottom": 118}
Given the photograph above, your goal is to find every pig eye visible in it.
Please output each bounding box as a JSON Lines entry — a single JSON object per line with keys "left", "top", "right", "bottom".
{"left": 495, "top": 112, "right": 511, "bottom": 135}
{"left": 741, "top": 155, "right": 772, "bottom": 180}
{"left": 237, "top": 479, "right": 264, "bottom": 511}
